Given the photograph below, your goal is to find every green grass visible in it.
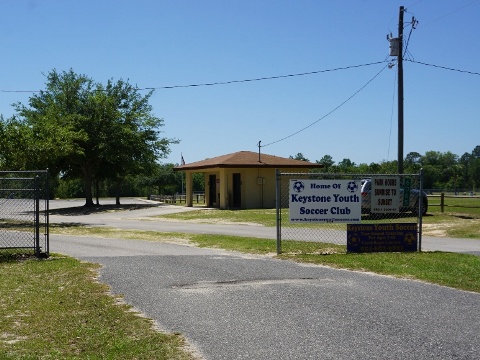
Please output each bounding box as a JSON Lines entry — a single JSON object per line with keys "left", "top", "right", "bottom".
{"left": 156, "top": 208, "right": 278, "bottom": 226}
{"left": 428, "top": 195, "right": 480, "bottom": 215}
{"left": 0, "top": 256, "right": 195, "bottom": 360}
{"left": 191, "top": 233, "right": 344, "bottom": 255}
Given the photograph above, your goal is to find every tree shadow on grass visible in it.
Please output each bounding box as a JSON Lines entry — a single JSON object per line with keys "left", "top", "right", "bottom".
{"left": 452, "top": 214, "right": 478, "bottom": 220}
{"left": 0, "top": 251, "right": 39, "bottom": 262}
{"left": 49, "top": 222, "right": 92, "bottom": 228}
{"left": 49, "top": 203, "right": 160, "bottom": 216}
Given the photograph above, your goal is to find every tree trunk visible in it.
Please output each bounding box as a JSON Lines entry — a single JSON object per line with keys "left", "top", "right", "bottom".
{"left": 83, "top": 165, "right": 95, "bottom": 207}
{"left": 115, "top": 179, "right": 121, "bottom": 206}
{"left": 95, "top": 180, "right": 100, "bottom": 205}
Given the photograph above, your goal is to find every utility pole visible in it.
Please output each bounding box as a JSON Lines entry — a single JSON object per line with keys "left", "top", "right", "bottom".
{"left": 397, "top": 6, "right": 404, "bottom": 174}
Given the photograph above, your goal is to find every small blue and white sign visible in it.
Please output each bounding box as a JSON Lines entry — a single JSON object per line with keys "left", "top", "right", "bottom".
{"left": 347, "top": 223, "right": 417, "bottom": 253}
{"left": 289, "top": 179, "right": 361, "bottom": 223}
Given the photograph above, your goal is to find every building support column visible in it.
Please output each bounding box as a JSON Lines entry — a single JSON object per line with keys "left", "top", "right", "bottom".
{"left": 219, "top": 169, "right": 229, "bottom": 209}
{"left": 185, "top": 171, "right": 193, "bottom": 207}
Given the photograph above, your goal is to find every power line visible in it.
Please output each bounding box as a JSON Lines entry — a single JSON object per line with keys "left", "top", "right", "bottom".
{"left": 419, "top": 0, "right": 480, "bottom": 27}
{"left": 405, "top": 59, "right": 480, "bottom": 76}
{"left": 0, "top": 89, "right": 40, "bottom": 93}
{"left": 2, "top": 60, "right": 477, "bottom": 95}
{"left": 0, "top": 61, "right": 387, "bottom": 94}
{"left": 262, "top": 63, "right": 389, "bottom": 148}
{"left": 137, "top": 61, "right": 387, "bottom": 90}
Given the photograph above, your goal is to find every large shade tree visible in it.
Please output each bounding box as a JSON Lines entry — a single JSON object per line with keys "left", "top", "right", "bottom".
{"left": 14, "top": 69, "right": 178, "bottom": 206}
{"left": 0, "top": 115, "right": 34, "bottom": 170}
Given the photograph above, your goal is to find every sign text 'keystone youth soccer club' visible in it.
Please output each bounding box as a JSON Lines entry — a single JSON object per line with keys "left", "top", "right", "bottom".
{"left": 289, "top": 180, "right": 361, "bottom": 223}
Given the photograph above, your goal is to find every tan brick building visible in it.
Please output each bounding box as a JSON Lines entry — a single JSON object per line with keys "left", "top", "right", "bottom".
{"left": 175, "top": 151, "right": 323, "bottom": 209}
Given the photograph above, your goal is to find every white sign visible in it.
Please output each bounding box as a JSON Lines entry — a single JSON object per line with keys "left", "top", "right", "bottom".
{"left": 289, "top": 179, "right": 361, "bottom": 223}
{"left": 371, "top": 176, "right": 400, "bottom": 213}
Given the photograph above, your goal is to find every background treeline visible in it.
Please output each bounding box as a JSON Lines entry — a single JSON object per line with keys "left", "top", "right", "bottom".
{"left": 52, "top": 164, "right": 205, "bottom": 200}
{"left": 292, "top": 147, "right": 480, "bottom": 193}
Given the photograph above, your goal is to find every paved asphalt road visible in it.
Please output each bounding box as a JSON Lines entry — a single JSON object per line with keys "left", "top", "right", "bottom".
{"left": 49, "top": 199, "right": 480, "bottom": 359}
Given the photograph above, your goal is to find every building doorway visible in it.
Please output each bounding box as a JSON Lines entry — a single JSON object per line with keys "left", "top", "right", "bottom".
{"left": 208, "top": 175, "right": 217, "bottom": 207}
{"left": 232, "top": 173, "right": 241, "bottom": 208}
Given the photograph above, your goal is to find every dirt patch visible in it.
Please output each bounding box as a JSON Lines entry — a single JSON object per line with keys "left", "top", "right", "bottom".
{"left": 422, "top": 221, "right": 466, "bottom": 237}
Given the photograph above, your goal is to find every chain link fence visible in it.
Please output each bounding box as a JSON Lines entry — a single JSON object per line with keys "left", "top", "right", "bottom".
{"left": 0, "top": 171, "right": 49, "bottom": 257}
{"left": 275, "top": 171, "right": 424, "bottom": 254}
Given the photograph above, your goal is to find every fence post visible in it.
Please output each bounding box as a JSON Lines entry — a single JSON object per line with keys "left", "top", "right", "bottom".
{"left": 34, "top": 175, "right": 40, "bottom": 257}
{"left": 418, "top": 169, "right": 423, "bottom": 252}
{"left": 441, "top": 192, "right": 445, "bottom": 213}
{"left": 45, "top": 169, "right": 50, "bottom": 256}
{"left": 275, "top": 169, "right": 282, "bottom": 255}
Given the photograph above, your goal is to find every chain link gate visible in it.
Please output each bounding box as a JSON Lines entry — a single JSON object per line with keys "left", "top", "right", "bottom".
{"left": 0, "top": 171, "right": 49, "bottom": 257}
{"left": 275, "top": 171, "right": 424, "bottom": 255}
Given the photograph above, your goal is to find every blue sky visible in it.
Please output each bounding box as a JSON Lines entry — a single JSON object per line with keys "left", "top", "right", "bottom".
{"left": 1, "top": 0, "right": 479, "bottom": 166}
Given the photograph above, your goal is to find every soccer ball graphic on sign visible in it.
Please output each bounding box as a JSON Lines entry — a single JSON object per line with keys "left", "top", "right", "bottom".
{"left": 292, "top": 181, "right": 305, "bottom": 193}
{"left": 347, "top": 181, "right": 358, "bottom": 193}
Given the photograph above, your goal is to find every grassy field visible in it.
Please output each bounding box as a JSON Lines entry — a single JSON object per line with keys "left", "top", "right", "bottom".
{"left": 425, "top": 196, "right": 480, "bottom": 238}
{"left": 1, "top": 199, "right": 480, "bottom": 359}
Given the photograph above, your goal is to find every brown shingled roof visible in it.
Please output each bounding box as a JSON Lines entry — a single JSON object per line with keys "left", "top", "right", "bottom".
{"left": 174, "top": 151, "right": 323, "bottom": 171}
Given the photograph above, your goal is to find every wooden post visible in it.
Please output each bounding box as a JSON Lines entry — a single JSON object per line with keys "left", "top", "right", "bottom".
{"left": 397, "top": 6, "right": 404, "bottom": 174}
